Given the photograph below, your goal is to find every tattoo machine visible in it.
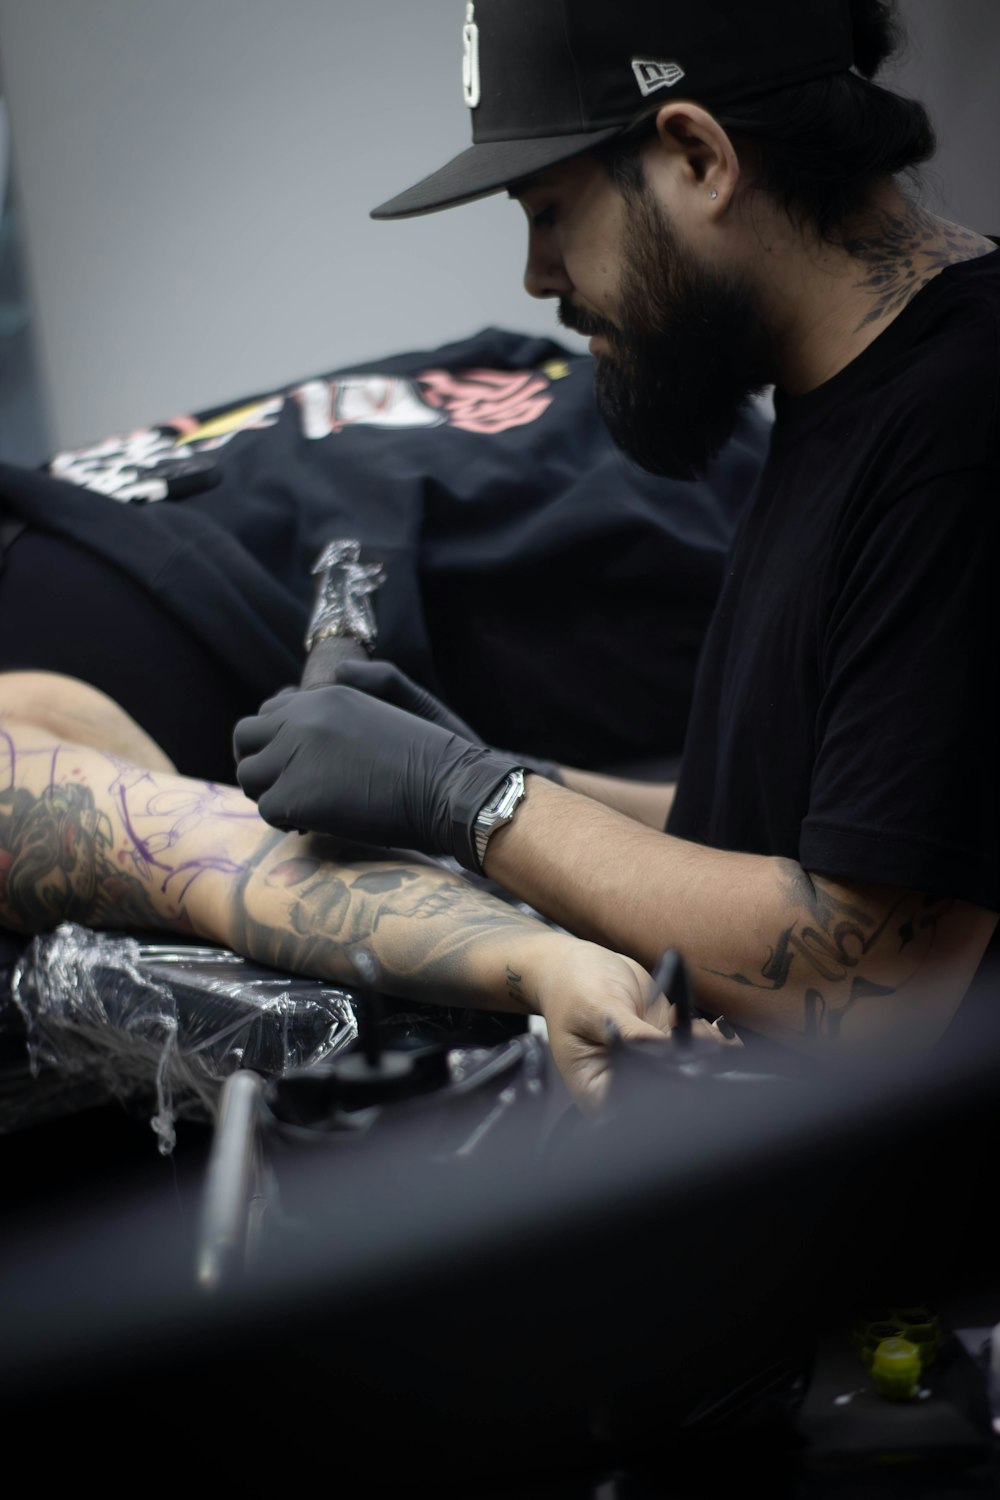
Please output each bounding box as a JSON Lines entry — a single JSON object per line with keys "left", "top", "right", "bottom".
{"left": 301, "top": 538, "right": 385, "bottom": 688}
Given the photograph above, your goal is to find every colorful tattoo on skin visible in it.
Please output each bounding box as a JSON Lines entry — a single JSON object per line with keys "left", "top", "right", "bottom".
{"left": 0, "top": 779, "right": 168, "bottom": 933}
{"left": 706, "top": 859, "right": 952, "bottom": 1042}
{"left": 0, "top": 734, "right": 252, "bottom": 935}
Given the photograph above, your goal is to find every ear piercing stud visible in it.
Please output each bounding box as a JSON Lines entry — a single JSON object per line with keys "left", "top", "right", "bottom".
{"left": 709, "top": 189, "right": 719, "bottom": 200}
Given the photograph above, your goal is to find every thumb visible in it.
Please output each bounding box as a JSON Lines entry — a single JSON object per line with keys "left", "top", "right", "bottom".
{"left": 334, "top": 657, "right": 399, "bottom": 693}
{"left": 566, "top": 1012, "right": 669, "bottom": 1113}
{"left": 612, "top": 1011, "right": 674, "bottom": 1045}
{"left": 335, "top": 658, "right": 429, "bottom": 713}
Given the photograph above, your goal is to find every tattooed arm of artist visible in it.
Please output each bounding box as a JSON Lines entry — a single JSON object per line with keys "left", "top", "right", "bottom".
{"left": 0, "top": 671, "right": 683, "bottom": 1104}
{"left": 484, "top": 773, "right": 999, "bottom": 1057}
{"left": 700, "top": 859, "right": 997, "bottom": 1054}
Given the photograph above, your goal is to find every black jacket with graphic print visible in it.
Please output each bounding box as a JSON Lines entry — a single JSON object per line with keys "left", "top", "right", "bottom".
{"left": 0, "top": 327, "right": 769, "bottom": 781}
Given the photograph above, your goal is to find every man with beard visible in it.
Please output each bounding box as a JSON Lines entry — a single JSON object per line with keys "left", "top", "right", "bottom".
{"left": 233, "top": 0, "right": 1000, "bottom": 1094}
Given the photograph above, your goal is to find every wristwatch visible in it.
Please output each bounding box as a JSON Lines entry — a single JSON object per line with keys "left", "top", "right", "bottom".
{"left": 473, "top": 768, "right": 526, "bottom": 871}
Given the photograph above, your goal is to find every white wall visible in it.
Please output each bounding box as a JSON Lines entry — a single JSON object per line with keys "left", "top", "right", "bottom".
{"left": 884, "top": 0, "right": 1000, "bottom": 225}
{"left": 1, "top": 0, "right": 998, "bottom": 450}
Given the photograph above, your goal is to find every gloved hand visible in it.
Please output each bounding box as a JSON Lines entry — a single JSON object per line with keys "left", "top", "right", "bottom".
{"left": 334, "top": 658, "right": 564, "bottom": 784}
{"left": 233, "top": 685, "right": 522, "bottom": 870}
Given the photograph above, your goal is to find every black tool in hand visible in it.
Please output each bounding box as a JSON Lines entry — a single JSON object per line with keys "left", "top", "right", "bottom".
{"left": 649, "top": 947, "right": 694, "bottom": 1046}
{"left": 237, "top": 536, "right": 518, "bottom": 861}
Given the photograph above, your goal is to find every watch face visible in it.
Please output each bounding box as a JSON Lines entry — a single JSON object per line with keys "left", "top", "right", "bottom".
{"left": 484, "top": 790, "right": 507, "bottom": 820}
{"left": 474, "top": 770, "right": 524, "bottom": 870}
{"left": 477, "top": 771, "right": 523, "bottom": 826}
{"left": 483, "top": 771, "right": 519, "bottom": 821}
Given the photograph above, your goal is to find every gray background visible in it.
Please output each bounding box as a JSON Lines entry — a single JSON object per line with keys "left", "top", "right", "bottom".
{"left": 1, "top": 0, "right": 998, "bottom": 453}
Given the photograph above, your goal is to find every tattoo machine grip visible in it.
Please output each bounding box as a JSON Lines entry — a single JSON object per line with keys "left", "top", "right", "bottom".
{"left": 301, "top": 634, "right": 367, "bottom": 688}
{"left": 301, "top": 539, "right": 385, "bottom": 688}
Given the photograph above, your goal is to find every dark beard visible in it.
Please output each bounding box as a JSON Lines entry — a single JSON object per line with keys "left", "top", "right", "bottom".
{"left": 561, "top": 187, "right": 773, "bottom": 480}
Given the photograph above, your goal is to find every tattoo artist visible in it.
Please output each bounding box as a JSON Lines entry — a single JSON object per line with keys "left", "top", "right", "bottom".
{"left": 235, "top": 0, "right": 1000, "bottom": 1082}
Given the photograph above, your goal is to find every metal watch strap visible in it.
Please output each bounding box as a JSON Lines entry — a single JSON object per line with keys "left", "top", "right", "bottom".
{"left": 473, "top": 768, "right": 526, "bottom": 871}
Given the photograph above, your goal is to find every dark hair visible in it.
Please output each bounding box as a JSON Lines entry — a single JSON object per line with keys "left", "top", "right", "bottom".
{"left": 601, "top": 0, "right": 937, "bottom": 243}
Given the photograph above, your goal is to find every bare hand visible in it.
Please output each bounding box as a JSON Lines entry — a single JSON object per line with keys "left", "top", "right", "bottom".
{"left": 534, "top": 939, "right": 741, "bottom": 1110}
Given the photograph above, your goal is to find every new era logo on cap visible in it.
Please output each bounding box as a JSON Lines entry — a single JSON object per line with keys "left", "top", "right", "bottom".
{"left": 632, "top": 58, "right": 686, "bottom": 96}
{"left": 372, "top": 0, "right": 856, "bottom": 220}
{"left": 463, "top": 3, "right": 481, "bottom": 108}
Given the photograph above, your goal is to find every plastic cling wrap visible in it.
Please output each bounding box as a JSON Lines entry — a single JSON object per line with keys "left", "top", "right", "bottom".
{"left": 305, "top": 538, "right": 385, "bottom": 651}
{"left": 8, "top": 923, "right": 359, "bottom": 1152}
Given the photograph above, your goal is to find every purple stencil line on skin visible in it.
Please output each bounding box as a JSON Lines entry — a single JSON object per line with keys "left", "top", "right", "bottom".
{"left": 132, "top": 788, "right": 260, "bottom": 859}
{"left": 104, "top": 762, "right": 250, "bottom": 900}
{"left": 7, "top": 743, "right": 86, "bottom": 762}
{"left": 98, "top": 749, "right": 133, "bottom": 772}
{"left": 162, "top": 857, "right": 249, "bottom": 903}
{"left": 0, "top": 728, "right": 15, "bottom": 789}
{"left": 111, "top": 769, "right": 250, "bottom": 901}
{"left": 116, "top": 783, "right": 174, "bottom": 882}
{"left": 144, "top": 785, "right": 260, "bottom": 826}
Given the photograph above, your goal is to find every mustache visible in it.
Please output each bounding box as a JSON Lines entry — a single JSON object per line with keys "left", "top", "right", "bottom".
{"left": 557, "top": 299, "right": 619, "bottom": 341}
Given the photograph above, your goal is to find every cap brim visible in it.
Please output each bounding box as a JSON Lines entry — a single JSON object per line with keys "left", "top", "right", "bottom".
{"left": 370, "top": 126, "right": 624, "bottom": 220}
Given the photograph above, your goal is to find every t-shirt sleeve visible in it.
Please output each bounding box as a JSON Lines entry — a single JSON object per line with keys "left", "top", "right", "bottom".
{"left": 799, "top": 466, "right": 1000, "bottom": 911}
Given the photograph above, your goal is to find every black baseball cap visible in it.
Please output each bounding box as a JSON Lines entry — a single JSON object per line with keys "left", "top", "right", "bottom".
{"left": 371, "top": 0, "right": 854, "bottom": 220}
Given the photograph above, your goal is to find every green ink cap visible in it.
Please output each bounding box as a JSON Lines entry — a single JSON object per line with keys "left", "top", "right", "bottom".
{"left": 871, "top": 1336, "right": 921, "bottom": 1400}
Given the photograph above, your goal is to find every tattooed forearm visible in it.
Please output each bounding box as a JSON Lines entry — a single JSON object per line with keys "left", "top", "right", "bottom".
{"left": 0, "top": 728, "right": 254, "bottom": 937}
{"left": 846, "top": 200, "right": 996, "bottom": 331}
{"left": 0, "top": 780, "right": 170, "bottom": 934}
{"left": 0, "top": 716, "right": 556, "bottom": 1012}
{"left": 227, "top": 834, "right": 542, "bottom": 1009}
{"left": 707, "top": 859, "right": 953, "bottom": 1043}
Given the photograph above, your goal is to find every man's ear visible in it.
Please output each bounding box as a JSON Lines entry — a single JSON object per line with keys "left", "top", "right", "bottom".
{"left": 645, "top": 101, "right": 740, "bottom": 214}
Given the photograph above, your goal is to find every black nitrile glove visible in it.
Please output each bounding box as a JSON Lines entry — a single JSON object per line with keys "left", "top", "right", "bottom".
{"left": 233, "top": 685, "right": 521, "bottom": 870}
{"left": 334, "top": 658, "right": 564, "bottom": 784}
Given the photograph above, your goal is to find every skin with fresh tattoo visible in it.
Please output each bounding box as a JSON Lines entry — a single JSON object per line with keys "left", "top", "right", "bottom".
{"left": 0, "top": 728, "right": 255, "bottom": 938}
{"left": 0, "top": 672, "right": 707, "bottom": 1107}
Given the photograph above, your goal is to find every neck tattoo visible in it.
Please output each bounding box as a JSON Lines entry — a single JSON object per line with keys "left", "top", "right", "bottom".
{"left": 844, "top": 201, "right": 995, "bottom": 332}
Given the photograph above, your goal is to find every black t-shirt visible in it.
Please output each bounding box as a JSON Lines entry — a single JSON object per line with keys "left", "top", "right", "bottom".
{"left": 668, "top": 248, "right": 1000, "bottom": 914}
